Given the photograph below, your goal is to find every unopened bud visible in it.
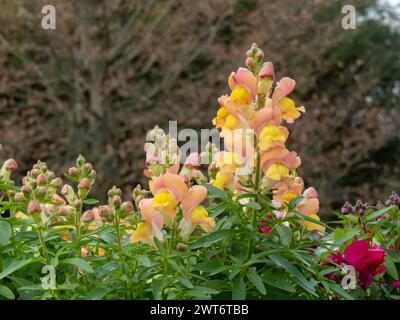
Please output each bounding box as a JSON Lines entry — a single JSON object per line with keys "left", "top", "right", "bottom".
{"left": 134, "top": 195, "right": 144, "bottom": 207}
{"left": 3, "top": 159, "right": 18, "bottom": 171}
{"left": 57, "top": 205, "right": 71, "bottom": 216}
{"left": 77, "top": 155, "right": 86, "bottom": 167}
{"left": 245, "top": 57, "right": 256, "bottom": 69}
{"left": 78, "top": 178, "right": 91, "bottom": 199}
{"left": 68, "top": 167, "right": 80, "bottom": 177}
{"left": 61, "top": 184, "right": 72, "bottom": 195}
{"left": 84, "top": 163, "right": 93, "bottom": 171}
{"left": 30, "top": 180, "right": 37, "bottom": 189}
{"left": 354, "top": 200, "right": 366, "bottom": 216}
{"left": 27, "top": 200, "right": 41, "bottom": 215}
{"left": 52, "top": 194, "right": 66, "bottom": 205}
{"left": 81, "top": 210, "right": 95, "bottom": 223}
{"left": 37, "top": 187, "right": 47, "bottom": 197}
{"left": 37, "top": 174, "right": 47, "bottom": 186}
{"left": 30, "top": 169, "right": 40, "bottom": 178}
{"left": 48, "top": 171, "right": 56, "bottom": 180}
{"left": 177, "top": 243, "right": 188, "bottom": 252}
{"left": 108, "top": 186, "right": 122, "bottom": 198}
{"left": 341, "top": 201, "right": 353, "bottom": 215}
{"left": 121, "top": 201, "right": 134, "bottom": 215}
{"left": 78, "top": 178, "right": 91, "bottom": 189}
{"left": 50, "top": 177, "right": 62, "bottom": 188}
{"left": 98, "top": 205, "right": 112, "bottom": 217}
{"left": 256, "top": 49, "right": 264, "bottom": 62}
{"left": 74, "top": 199, "right": 82, "bottom": 209}
{"left": 22, "top": 185, "right": 31, "bottom": 197}
{"left": 112, "top": 195, "right": 122, "bottom": 207}
{"left": 14, "top": 192, "right": 25, "bottom": 202}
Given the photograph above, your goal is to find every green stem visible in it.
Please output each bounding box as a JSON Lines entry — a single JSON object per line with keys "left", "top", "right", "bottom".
{"left": 168, "top": 217, "right": 178, "bottom": 255}
{"left": 75, "top": 208, "right": 82, "bottom": 257}
{"left": 246, "top": 140, "right": 262, "bottom": 261}
{"left": 37, "top": 228, "right": 50, "bottom": 264}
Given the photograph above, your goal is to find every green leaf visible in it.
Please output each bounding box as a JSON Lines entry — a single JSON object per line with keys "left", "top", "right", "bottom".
{"left": 83, "top": 198, "right": 99, "bottom": 205}
{"left": 276, "top": 224, "right": 292, "bottom": 247}
{"left": 0, "top": 220, "right": 11, "bottom": 245}
{"left": 205, "top": 184, "right": 227, "bottom": 199}
{"left": 0, "top": 259, "right": 36, "bottom": 280}
{"left": 177, "top": 276, "right": 194, "bottom": 289}
{"left": 153, "top": 237, "right": 166, "bottom": 256}
{"left": 232, "top": 276, "right": 246, "bottom": 300}
{"left": 0, "top": 285, "right": 15, "bottom": 299}
{"left": 246, "top": 270, "right": 266, "bottom": 295}
{"left": 385, "top": 256, "right": 399, "bottom": 280}
{"left": 209, "top": 202, "right": 228, "bottom": 218}
{"left": 334, "top": 228, "right": 358, "bottom": 245}
{"left": 244, "top": 202, "right": 261, "bottom": 210}
{"left": 365, "top": 205, "right": 395, "bottom": 221}
{"left": 167, "top": 259, "right": 182, "bottom": 273}
{"left": 189, "top": 230, "right": 234, "bottom": 250}
{"left": 269, "top": 255, "right": 316, "bottom": 296}
{"left": 61, "top": 258, "right": 93, "bottom": 273}
{"left": 262, "top": 271, "right": 296, "bottom": 293}
{"left": 136, "top": 255, "right": 151, "bottom": 267}
{"left": 328, "top": 283, "right": 355, "bottom": 300}
{"left": 85, "top": 288, "right": 112, "bottom": 300}
{"left": 151, "top": 278, "right": 165, "bottom": 300}
{"left": 193, "top": 261, "right": 221, "bottom": 273}
{"left": 229, "top": 265, "right": 241, "bottom": 280}
{"left": 187, "top": 286, "right": 219, "bottom": 298}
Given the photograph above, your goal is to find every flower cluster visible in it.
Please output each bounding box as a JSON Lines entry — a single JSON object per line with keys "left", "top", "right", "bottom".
{"left": 131, "top": 127, "right": 215, "bottom": 245}
{"left": 210, "top": 43, "right": 323, "bottom": 232}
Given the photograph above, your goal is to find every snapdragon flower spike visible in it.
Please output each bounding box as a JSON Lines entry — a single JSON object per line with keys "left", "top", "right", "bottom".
{"left": 211, "top": 43, "right": 306, "bottom": 190}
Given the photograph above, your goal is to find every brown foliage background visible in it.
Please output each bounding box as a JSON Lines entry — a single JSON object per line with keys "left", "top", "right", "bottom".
{"left": 1, "top": 0, "right": 399, "bottom": 214}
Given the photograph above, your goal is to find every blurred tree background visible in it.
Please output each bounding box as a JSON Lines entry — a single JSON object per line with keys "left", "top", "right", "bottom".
{"left": 0, "top": 0, "right": 399, "bottom": 215}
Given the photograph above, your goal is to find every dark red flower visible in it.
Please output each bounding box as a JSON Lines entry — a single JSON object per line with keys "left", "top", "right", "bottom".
{"left": 392, "top": 281, "right": 400, "bottom": 287}
{"left": 320, "top": 252, "right": 344, "bottom": 280}
{"left": 258, "top": 214, "right": 273, "bottom": 233}
{"left": 344, "top": 240, "right": 385, "bottom": 290}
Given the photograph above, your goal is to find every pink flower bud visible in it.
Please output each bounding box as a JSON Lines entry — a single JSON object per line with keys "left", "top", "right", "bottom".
{"left": 98, "top": 205, "right": 112, "bottom": 217}
{"left": 27, "top": 200, "right": 41, "bottom": 215}
{"left": 245, "top": 57, "right": 256, "bottom": 69}
{"left": 37, "top": 174, "right": 47, "bottom": 186}
{"left": 74, "top": 199, "right": 82, "bottom": 208}
{"left": 21, "top": 185, "right": 31, "bottom": 196}
{"left": 50, "top": 177, "right": 62, "bottom": 188}
{"left": 78, "top": 178, "right": 91, "bottom": 190}
{"left": 112, "top": 195, "right": 122, "bottom": 207}
{"left": 52, "top": 194, "right": 66, "bottom": 205}
{"left": 14, "top": 192, "right": 25, "bottom": 202}
{"left": 68, "top": 167, "right": 80, "bottom": 177}
{"left": 121, "top": 201, "right": 134, "bottom": 215}
{"left": 3, "top": 159, "right": 18, "bottom": 171}
{"left": 81, "top": 210, "right": 95, "bottom": 222}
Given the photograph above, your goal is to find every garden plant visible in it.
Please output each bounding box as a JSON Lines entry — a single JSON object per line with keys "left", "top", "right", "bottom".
{"left": 0, "top": 44, "right": 399, "bottom": 300}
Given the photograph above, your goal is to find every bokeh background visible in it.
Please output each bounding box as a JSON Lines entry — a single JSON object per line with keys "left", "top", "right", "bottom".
{"left": 0, "top": 0, "right": 399, "bottom": 215}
